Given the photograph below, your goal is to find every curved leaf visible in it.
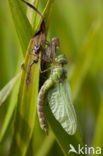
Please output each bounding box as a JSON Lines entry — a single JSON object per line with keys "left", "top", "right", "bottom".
{"left": 8, "top": 0, "right": 33, "bottom": 55}
{"left": 27, "top": 0, "right": 39, "bottom": 27}
{"left": 0, "top": 74, "right": 21, "bottom": 142}
{"left": 92, "top": 99, "right": 103, "bottom": 156}
{"left": 0, "top": 73, "right": 21, "bottom": 106}
{"left": 70, "top": 21, "right": 100, "bottom": 101}
{"left": 36, "top": 132, "right": 55, "bottom": 156}
{"left": 9, "top": 40, "right": 40, "bottom": 156}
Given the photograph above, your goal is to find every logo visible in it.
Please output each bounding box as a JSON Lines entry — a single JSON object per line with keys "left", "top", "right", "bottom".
{"left": 68, "top": 144, "right": 101, "bottom": 155}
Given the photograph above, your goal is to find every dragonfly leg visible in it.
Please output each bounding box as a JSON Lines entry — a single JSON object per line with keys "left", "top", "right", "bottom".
{"left": 26, "top": 58, "right": 38, "bottom": 86}
{"left": 45, "top": 40, "right": 50, "bottom": 46}
{"left": 30, "top": 55, "right": 39, "bottom": 68}
{"left": 32, "top": 45, "right": 40, "bottom": 54}
{"left": 40, "top": 66, "right": 53, "bottom": 73}
{"left": 26, "top": 55, "right": 39, "bottom": 86}
{"left": 21, "top": 62, "right": 24, "bottom": 70}
{"left": 21, "top": 62, "right": 28, "bottom": 72}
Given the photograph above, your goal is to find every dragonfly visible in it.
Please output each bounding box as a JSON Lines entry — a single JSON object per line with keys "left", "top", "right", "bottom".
{"left": 37, "top": 55, "right": 77, "bottom": 135}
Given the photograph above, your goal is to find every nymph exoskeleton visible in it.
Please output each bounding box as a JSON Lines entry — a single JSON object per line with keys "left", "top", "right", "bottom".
{"left": 22, "top": 0, "right": 60, "bottom": 82}
{"left": 22, "top": 0, "right": 46, "bottom": 66}
{"left": 22, "top": 0, "right": 60, "bottom": 65}
{"left": 42, "top": 37, "right": 60, "bottom": 63}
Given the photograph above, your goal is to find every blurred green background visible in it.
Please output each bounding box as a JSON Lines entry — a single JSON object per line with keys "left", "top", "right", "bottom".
{"left": 0, "top": 0, "right": 103, "bottom": 155}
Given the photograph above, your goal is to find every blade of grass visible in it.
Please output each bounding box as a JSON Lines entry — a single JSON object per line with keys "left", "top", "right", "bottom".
{"left": 92, "top": 98, "right": 103, "bottom": 156}
{"left": 27, "top": 0, "right": 39, "bottom": 27}
{"left": 8, "top": 0, "right": 33, "bottom": 56}
{"left": 70, "top": 21, "right": 100, "bottom": 101}
{"left": 0, "top": 73, "right": 21, "bottom": 142}
{"left": 36, "top": 132, "right": 55, "bottom": 156}
{"left": 9, "top": 0, "right": 55, "bottom": 155}
{"left": 0, "top": 0, "right": 34, "bottom": 143}
{"left": 9, "top": 40, "right": 40, "bottom": 156}
{"left": 0, "top": 50, "right": 23, "bottom": 143}
{"left": 0, "top": 73, "right": 21, "bottom": 107}
{"left": 35, "top": 0, "right": 55, "bottom": 32}
{"left": 0, "top": 0, "right": 38, "bottom": 142}
{"left": 1, "top": 0, "right": 41, "bottom": 142}
{"left": 0, "top": 74, "right": 21, "bottom": 142}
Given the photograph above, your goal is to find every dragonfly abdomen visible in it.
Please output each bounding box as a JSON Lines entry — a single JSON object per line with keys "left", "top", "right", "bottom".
{"left": 37, "top": 79, "right": 53, "bottom": 134}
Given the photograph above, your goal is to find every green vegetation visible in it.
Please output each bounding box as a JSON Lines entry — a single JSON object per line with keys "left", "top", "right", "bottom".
{"left": 0, "top": 0, "right": 103, "bottom": 155}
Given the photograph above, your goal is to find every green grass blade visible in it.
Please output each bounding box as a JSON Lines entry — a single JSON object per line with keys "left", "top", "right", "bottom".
{"left": 92, "top": 99, "right": 103, "bottom": 156}
{"left": 9, "top": 0, "right": 55, "bottom": 155}
{"left": 70, "top": 21, "right": 100, "bottom": 101}
{"left": 9, "top": 40, "right": 40, "bottom": 156}
{"left": 43, "top": 0, "right": 55, "bottom": 30}
{"left": 0, "top": 73, "right": 21, "bottom": 106}
{"left": 0, "top": 75, "right": 21, "bottom": 142}
{"left": 1, "top": 0, "right": 38, "bottom": 143}
{"left": 35, "top": 0, "right": 55, "bottom": 33}
{"left": 0, "top": 50, "right": 23, "bottom": 143}
{"left": 36, "top": 132, "right": 55, "bottom": 156}
{"left": 27, "top": 0, "right": 39, "bottom": 27}
{"left": 8, "top": 0, "right": 33, "bottom": 55}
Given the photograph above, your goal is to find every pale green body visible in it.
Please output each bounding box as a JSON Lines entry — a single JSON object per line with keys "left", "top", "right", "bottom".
{"left": 37, "top": 65, "right": 64, "bottom": 133}
{"left": 37, "top": 55, "right": 77, "bottom": 135}
{"left": 44, "top": 65, "right": 64, "bottom": 89}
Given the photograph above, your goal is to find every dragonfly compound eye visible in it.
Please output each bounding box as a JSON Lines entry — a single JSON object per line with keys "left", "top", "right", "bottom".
{"left": 56, "top": 55, "right": 68, "bottom": 65}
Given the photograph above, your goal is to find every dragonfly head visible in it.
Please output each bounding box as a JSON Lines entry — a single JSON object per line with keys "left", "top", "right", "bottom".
{"left": 55, "top": 55, "right": 68, "bottom": 65}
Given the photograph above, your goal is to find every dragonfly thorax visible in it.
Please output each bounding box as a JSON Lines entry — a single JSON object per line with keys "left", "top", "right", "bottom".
{"left": 55, "top": 55, "right": 68, "bottom": 65}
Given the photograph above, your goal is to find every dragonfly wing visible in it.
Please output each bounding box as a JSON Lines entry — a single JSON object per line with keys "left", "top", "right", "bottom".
{"left": 47, "top": 79, "right": 77, "bottom": 135}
